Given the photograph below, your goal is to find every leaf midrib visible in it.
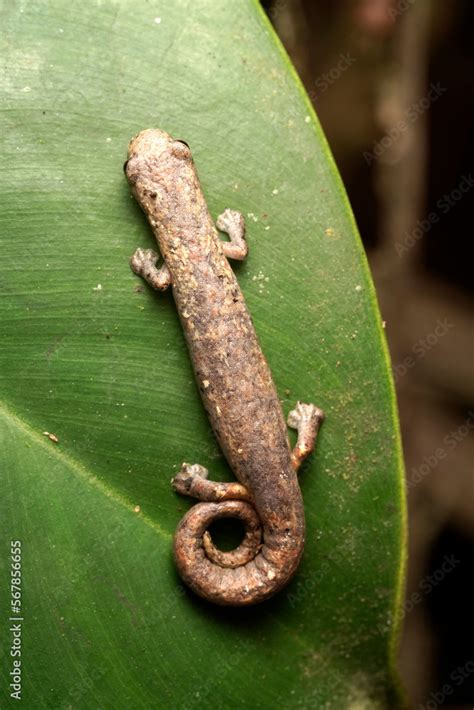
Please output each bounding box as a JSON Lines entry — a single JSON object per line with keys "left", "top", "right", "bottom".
{"left": 0, "top": 396, "right": 172, "bottom": 540}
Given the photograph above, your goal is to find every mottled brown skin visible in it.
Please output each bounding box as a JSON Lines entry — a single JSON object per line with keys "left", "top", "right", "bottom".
{"left": 125, "top": 129, "right": 324, "bottom": 606}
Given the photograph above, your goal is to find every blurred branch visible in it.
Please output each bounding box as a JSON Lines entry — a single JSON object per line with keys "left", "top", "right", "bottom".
{"left": 371, "top": 0, "right": 432, "bottom": 284}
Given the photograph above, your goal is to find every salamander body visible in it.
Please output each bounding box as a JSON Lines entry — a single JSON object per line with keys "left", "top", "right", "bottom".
{"left": 125, "top": 129, "right": 324, "bottom": 605}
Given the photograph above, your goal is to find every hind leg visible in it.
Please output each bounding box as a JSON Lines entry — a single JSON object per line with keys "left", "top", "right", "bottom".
{"left": 172, "top": 463, "right": 259, "bottom": 568}
{"left": 171, "top": 463, "right": 251, "bottom": 502}
{"left": 287, "top": 401, "right": 325, "bottom": 471}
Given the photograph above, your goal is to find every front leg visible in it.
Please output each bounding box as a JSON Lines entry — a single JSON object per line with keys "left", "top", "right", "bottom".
{"left": 216, "top": 209, "right": 248, "bottom": 261}
{"left": 130, "top": 248, "right": 171, "bottom": 290}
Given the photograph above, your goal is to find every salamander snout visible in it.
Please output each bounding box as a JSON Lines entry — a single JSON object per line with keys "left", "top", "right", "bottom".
{"left": 126, "top": 129, "right": 191, "bottom": 163}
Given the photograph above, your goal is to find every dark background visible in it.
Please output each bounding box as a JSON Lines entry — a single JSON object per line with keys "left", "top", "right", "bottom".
{"left": 264, "top": 0, "right": 474, "bottom": 707}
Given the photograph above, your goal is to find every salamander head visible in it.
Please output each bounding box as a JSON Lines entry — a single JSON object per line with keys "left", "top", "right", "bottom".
{"left": 123, "top": 128, "right": 192, "bottom": 189}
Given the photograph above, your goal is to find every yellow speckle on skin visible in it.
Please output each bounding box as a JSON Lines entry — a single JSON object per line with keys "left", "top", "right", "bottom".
{"left": 202, "top": 380, "right": 210, "bottom": 389}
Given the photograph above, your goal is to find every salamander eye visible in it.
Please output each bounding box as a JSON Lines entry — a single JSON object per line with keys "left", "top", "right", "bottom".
{"left": 123, "top": 159, "right": 129, "bottom": 173}
{"left": 175, "top": 139, "right": 189, "bottom": 148}
{"left": 171, "top": 139, "right": 191, "bottom": 159}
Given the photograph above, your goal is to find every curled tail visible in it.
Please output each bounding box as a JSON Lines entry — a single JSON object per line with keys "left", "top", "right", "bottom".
{"left": 171, "top": 402, "right": 323, "bottom": 606}
{"left": 173, "top": 498, "right": 305, "bottom": 606}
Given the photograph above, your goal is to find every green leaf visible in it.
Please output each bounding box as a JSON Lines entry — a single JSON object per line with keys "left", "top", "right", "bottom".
{"left": 0, "top": 1, "right": 407, "bottom": 707}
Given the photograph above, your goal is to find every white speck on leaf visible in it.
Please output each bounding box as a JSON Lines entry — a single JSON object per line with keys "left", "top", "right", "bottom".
{"left": 93, "top": 284, "right": 102, "bottom": 291}
{"left": 154, "top": 16, "right": 161, "bottom": 24}
{"left": 272, "top": 188, "right": 279, "bottom": 195}
{"left": 305, "top": 115, "right": 311, "bottom": 123}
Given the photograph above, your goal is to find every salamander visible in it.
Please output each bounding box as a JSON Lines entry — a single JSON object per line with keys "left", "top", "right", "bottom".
{"left": 124, "top": 129, "right": 324, "bottom": 606}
